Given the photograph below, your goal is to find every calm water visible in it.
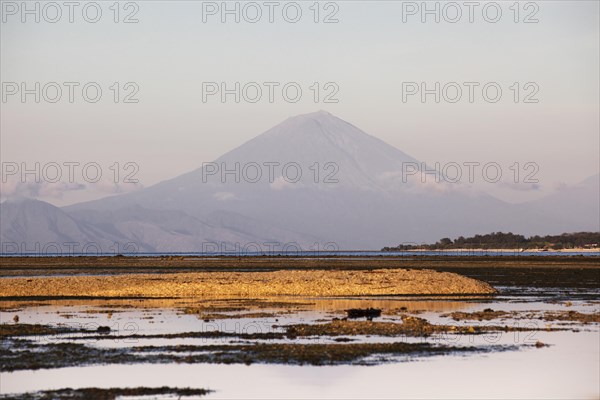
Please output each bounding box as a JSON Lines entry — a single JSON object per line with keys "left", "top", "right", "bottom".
{"left": 1, "top": 292, "right": 598, "bottom": 399}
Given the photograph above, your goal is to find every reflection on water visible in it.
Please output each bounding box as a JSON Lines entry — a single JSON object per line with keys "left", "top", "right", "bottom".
{"left": 1, "top": 293, "right": 599, "bottom": 399}
{"left": 3, "top": 345, "right": 599, "bottom": 400}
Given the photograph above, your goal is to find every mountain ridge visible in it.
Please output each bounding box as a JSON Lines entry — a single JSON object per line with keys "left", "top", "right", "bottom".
{"left": 2, "top": 111, "right": 598, "bottom": 252}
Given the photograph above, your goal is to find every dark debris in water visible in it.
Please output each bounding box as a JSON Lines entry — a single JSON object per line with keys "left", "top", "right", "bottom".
{"left": 443, "top": 309, "right": 512, "bottom": 321}
{"left": 542, "top": 310, "right": 600, "bottom": 323}
{"left": 0, "top": 386, "right": 211, "bottom": 400}
{"left": 96, "top": 326, "right": 111, "bottom": 334}
{"left": 347, "top": 308, "right": 382, "bottom": 320}
{"left": 0, "top": 339, "right": 138, "bottom": 372}
{"left": 130, "top": 341, "right": 492, "bottom": 366}
{"left": 0, "top": 333, "right": 509, "bottom": 371}
{"left": 0, "top": 324, "right": 80, "bottom": 338}
{"left": 284, "top": 316, "right": 556, "bottom": 338}
{"left": 443, "top": 309, "right": 600, "bottom": 324}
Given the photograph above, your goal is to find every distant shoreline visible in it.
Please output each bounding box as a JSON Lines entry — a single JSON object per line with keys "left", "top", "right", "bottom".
{"left": 404, "top": 248, "right": 600, "bottom": 254}
{"left": 1, "top": 249, "right": 598, "bottom": 258}
{"left": 1, "top": 254, "right": 598, "bottom": 278}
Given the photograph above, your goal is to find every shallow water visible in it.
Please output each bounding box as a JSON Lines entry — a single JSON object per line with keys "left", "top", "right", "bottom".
{"left": 1, "top": 291, "right": 598, "bottom": 399}
{"left": 3, "top": 346, "right": 599, "bottom": 400}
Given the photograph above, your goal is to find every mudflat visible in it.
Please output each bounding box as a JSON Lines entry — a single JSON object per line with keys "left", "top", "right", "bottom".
{"left": 0, "top": 255, "right": 600, "bottom": 298}
{"left": 1, "top": 255, "right": 598, "bottom": 398}
{"left": 0, "top": 268, "right": 496, "bottom": 297}
{"left": 1, "top": 255, "right": 599, "bottom": 275}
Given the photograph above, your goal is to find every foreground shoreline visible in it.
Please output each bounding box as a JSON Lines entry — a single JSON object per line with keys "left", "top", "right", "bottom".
{"left": 1, "top": 256, "right": 598, "bottom": 399}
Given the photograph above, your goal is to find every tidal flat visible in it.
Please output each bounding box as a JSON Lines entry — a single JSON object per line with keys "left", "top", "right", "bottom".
{"left": 0, "top": 256, "right": 598, "bottom": 399}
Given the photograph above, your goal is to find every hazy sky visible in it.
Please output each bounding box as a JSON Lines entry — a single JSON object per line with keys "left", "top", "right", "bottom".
{"left": 1, "top": 0, "right": 598, "bottom": 205}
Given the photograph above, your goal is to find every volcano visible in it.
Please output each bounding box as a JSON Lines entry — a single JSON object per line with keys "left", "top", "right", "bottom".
{"left": 2, "top": 111, "right": 596, "bottom": 252}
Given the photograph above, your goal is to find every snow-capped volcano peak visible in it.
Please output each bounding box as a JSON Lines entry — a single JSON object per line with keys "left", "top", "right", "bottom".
{"left": 267, "top": 110, "right": 368, "bottom": 141}
{"left": 294, "top": 109, "right": 333, "bottom": 119}
{"left": 215, "top": 110, "right": 419, "bottom": 189}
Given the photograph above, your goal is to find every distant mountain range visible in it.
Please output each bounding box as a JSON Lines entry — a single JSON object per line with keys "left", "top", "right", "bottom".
{"left": 1, "top": 111, "right": 598, "bottom": 253}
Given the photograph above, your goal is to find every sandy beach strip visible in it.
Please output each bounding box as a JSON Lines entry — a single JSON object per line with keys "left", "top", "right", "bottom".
{"left": 0, "top": 269, "right": 496, "bottom": 298}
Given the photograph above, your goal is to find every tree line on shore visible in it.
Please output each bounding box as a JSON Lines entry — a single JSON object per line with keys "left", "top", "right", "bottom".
{"left": 382, "top": 232, "right": 600, "bottom": 251}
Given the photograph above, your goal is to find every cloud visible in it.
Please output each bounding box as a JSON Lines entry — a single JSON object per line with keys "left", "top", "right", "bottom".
{"left": 378, "top": 169, "right": 460, "bottom": 194}
{"left": 0, "top": 178, "right": 143, "bottom": 201}
{"left": 93, "top": 181, "right": 144, "bottom": 195}
{"left": 270, "top": 176, "right": 301, "bottom": 191}
{"left": 500, "top": 182, "right": 541, "bottom": 192}
{"left": 552, "top": 182, "right": 570, "bottom": 191}
{"left": 213, "top": 191, "right": 237, "bottom": 201}
{"left": 0, "top": 180, "right": 86, "bottom": 200}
